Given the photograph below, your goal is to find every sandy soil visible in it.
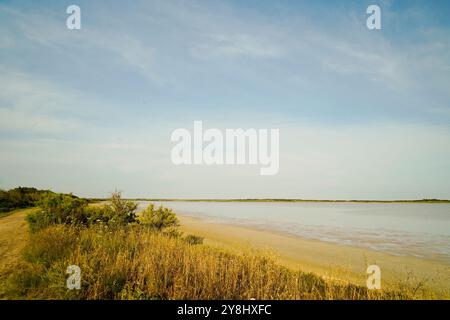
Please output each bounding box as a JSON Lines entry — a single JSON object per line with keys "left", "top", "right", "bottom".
{"left": 178, "top": 215, "right": 450, "bottom": 293}
{"left": 0, "top": 208, "right": 35, "bottom": 297}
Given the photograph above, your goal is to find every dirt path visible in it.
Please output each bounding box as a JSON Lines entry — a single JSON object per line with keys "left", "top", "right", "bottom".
{"left": 0, "top": 208, "right": 34, "bottom": 296}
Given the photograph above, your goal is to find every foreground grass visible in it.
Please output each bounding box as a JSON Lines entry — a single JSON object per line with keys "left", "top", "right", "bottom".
{"left": 0, "top": 208, "right": 37, "bottom": 298}
{"left": 4, "top": 223, "right": 414, "bottom": 300}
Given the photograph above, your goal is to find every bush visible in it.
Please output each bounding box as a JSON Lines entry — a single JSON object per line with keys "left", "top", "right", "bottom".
{"left": 184, "top": 234, "right": 204, "bottom": 245}
{"left": 137, "top": 203, "right": 179, "bottom": 231}
{"left": 0, "top": 187, "right": 57, "bottom": 213}
{"left": 26, "top": 191, "right": 139, "bottom": 231}
{"left": 103, "top": 192, "right": 138, "bottom": 227}
{"left": 27, "top": 194, "right": 88, "bottom": 232}
{"left": 26, "top": 191, "right": 182, "bottom": 232}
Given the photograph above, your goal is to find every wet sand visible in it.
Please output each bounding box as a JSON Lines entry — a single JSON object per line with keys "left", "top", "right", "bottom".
{"left": 178, "top": 215, "right": 450, "bottom": 294}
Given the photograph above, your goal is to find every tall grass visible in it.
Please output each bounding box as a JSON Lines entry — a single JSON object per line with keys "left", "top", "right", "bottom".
{"left": 5, "top": 224, "right": 410, "bottom": 300}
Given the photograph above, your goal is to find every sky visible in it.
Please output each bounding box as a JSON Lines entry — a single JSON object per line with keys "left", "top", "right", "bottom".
{"left": 0, "top": 0, "right": 450, "bottom": 199}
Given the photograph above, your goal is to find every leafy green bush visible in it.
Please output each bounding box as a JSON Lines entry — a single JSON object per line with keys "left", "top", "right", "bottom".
{"left": 137, "top": 203, "right": 179, "bottom": 231}
{"left": 26, "top": 191, "right": 140, "bottom": 231}
{"left": 103, "top": 192, "right": 138, "bottom": 227}
{"left": 0, "top": 187, "right": 57, "bottom": 213}
{"left": 26, "top": 194, "right": 88, "bottom": 232}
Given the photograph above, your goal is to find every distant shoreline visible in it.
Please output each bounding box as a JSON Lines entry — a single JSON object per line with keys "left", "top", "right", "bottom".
{"left": 90, "top": 198, "right": 450, "bottom": 203}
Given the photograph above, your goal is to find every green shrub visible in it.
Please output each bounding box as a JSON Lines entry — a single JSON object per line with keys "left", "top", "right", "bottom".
{"left": 137, "top": 203, "right": 179, "bottom": 231}
{"left": 0, "top": 187, "right": 75, "bottom": 213}
{"left": 184, "top": 234, "right": 204, "bottom": 245}
{"left": 83, "top": 193, "right": 138, "bottom": 227}
{"left": 26, "top": 193, "right": 88, "bottom": 232}
{"left": 26, "top": 191, "right": 140, "bottom": 231}
{"left": 103, "top": 192, "right": 138, "bottom": 227}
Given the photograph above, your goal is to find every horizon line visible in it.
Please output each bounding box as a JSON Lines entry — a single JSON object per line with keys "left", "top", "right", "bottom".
{"left": 90, "top": 198, "right": 450, "bottom": 203}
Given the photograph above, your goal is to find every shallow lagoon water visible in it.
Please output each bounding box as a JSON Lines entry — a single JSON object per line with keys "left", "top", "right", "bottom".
{"left": 137, "top": 201, "right": 450, "bottom": 261}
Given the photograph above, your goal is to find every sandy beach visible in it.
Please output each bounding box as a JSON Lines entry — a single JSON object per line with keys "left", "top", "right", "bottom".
{"left": 178, "top": 215, "right": 450, "bottom": 294}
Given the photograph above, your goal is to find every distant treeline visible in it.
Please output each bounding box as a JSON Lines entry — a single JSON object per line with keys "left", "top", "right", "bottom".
{"left": 2, "top": 187, "right": 448, "bottom": 213}
{"left": 0, "top": 187, "right": 79, "bottom": 213}
{"left": 102, "top": 198, "right": 450, "bottom": 203}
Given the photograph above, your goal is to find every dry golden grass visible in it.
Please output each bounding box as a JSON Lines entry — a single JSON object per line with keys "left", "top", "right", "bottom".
{"left": 178, "top": 215, "right": 450, "bottom": 297}
{"left": 4, "top": 224, "right": 413, "bottom": 300}
{"left": 0, "top": 208, "right": 37, "bottom": 298}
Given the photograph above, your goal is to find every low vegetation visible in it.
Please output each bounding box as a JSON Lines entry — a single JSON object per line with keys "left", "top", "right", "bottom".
{"left": 1, "top": 190, "right": 435, "bottom": 300}
{"left": 5, "top": 223, "right": 413, "bottom": 300}
{"left": 0, "top": 187, "right": 53, "bottom": 214}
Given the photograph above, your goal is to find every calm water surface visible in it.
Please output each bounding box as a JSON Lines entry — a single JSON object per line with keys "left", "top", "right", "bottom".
{"left": 137, "top": 201, "right": 450, "bottom": 261}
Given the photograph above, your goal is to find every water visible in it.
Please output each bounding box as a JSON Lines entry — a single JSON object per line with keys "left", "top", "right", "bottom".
{"left": 137, "top": 201, "right": 450, "bottom": 262}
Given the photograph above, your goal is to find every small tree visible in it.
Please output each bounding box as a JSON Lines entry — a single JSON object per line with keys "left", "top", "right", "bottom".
{"left": 103, "top": 191, "right": 138, "bottom": 227}
{"left": 137, "top": 203, "right": 179, "bottom": 231}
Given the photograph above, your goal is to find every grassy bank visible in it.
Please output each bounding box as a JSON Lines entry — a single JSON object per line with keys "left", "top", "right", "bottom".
{"left": 5, "top": 223, "right": 410, "bottom": 300}
{"left": 0, "top": 193, "right": 444, "bottom": 300}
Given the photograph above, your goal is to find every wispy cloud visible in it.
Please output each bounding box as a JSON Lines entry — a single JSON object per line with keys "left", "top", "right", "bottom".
{"left": 0, "top": 0, "right": 449, "bottom": 197}
{"left": 0, "top": 4, "right": 162, "bottom": 84}
{"left": 0, "top": 68, "right": 82, "bottom": 133}
{"left": 190, "top": 33, "right": 285, "bottom": 59}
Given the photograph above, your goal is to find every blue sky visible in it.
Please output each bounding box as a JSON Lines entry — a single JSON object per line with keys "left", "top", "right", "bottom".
{"left": 1, "top": 0, "right": 450, "bottom": 199}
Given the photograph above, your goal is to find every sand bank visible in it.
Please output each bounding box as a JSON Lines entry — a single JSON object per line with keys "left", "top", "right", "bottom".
{"left": 178, "top": 215, "right": 450, "bottom": 294}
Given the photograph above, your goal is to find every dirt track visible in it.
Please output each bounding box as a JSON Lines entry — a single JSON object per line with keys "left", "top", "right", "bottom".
{"left": 0, "top": 208, "right": 34, "bottom": 297}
